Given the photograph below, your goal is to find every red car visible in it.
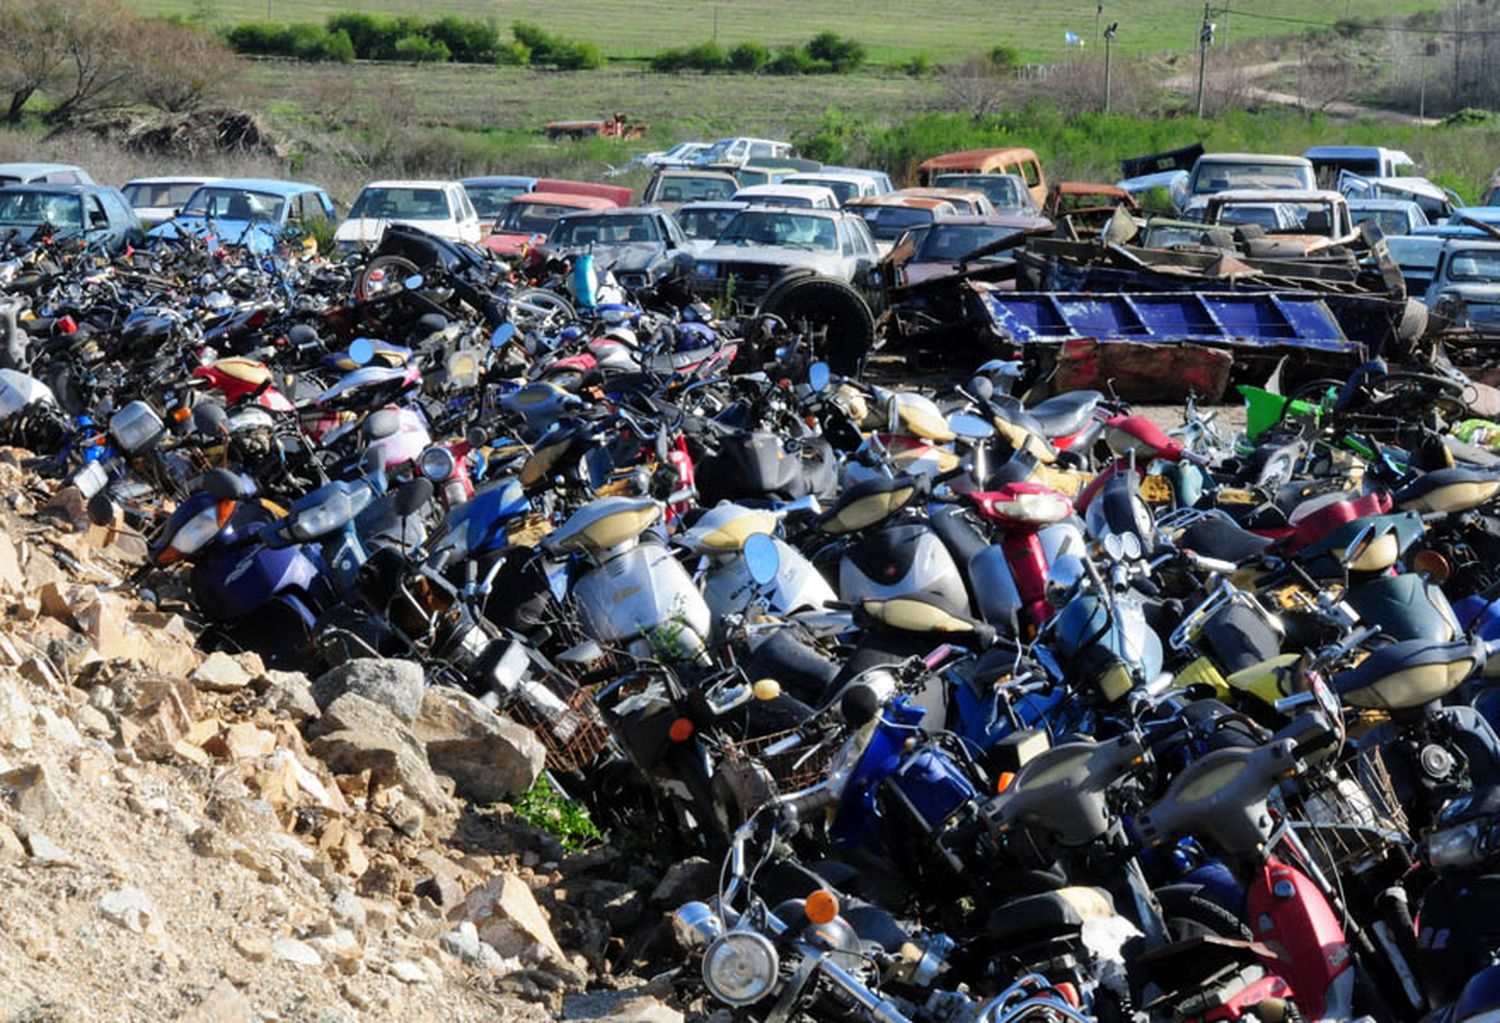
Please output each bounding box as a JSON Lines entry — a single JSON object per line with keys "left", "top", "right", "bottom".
{"left": 484, "top": 192, "right": 619, "bottom": 259}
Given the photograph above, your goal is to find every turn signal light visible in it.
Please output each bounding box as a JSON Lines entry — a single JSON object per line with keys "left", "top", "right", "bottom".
{"left": 668, "top": 717, "right": 695, "bottom": 742}
{"left": 996, "top": 771, "right": 1016, "bottom": 794}
{"left": 1056, "top": 983, "right": 1080, "bottom": 1007}
{"left": 805, "top": 890, "right": 839, "bottom": 925}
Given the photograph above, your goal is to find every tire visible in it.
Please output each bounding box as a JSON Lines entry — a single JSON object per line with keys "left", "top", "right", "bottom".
{"left": 510, "top": 287, "right": 576, "bottom": 327}
{"left": 758, "top": 274, "right": 875, "bottom": 378}
{"left": 354, "top": 254, "right": 420, "bottom": 301}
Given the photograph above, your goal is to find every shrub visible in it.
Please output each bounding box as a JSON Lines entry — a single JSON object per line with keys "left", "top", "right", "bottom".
{"left": 728, "top": 41, "right": 769, "bottom": 72}
{"left": 652, "top": 40, "right": 728, "bottom": 72}
{"left": 225, "top": 22, "right": 290, "bottom": 55}
{"left": 425, "top": 14, "right": 498, "bottom": 62}
{"left": 394, "top": 32, "right": 448, "bottom": 62}
{"left": 900, "top": 52, "right": 932, "bottom": 77}
{"left": 989, "top": 43, "right": 1022, "bottom": 72}
{"left": 649, "top": 47, "right": 689, "bottom": 72}
{"left": 324, "top": 12, "right": 384, "bottom": 56}
{"left": 548, "top": 39, "right": 603, "bottom": 69}
{"left": 806, "top": 30, "right": 864, "bottom": 72}
{"left": 497, "top": 39, "right": 531, "bottom": 65}
{"left": 766, "top": 46, "right": 812, "bottom": 75}
{"left": 511, "top": 20, "right": 554, "bottom": 61}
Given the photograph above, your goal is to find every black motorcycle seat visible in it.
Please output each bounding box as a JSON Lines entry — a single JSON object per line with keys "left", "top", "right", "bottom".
{"left": 984, "top": 886, "right": 1116, "bottom": 946}
{"left": 1332, "top": 637, "right": 1480, "bottom": 711}
{"left": 1394, "top": 466, "right": 1500, "bottom": 510}
{"left": 1026, "top": 390, "right": 1102, "bottom": 439}
{"left": 1177, "top": 516, "right": 1272, "bottom": 564}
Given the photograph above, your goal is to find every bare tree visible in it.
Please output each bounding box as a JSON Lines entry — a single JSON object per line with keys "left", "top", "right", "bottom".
{"left": 0, "top": 0, "right": 72, "bottom": 123}
{"left": 126, "top": 19, "right": 241, "bottom": 113}
{"left": 941, "top": 55, "right": 1010, "bottom": 121}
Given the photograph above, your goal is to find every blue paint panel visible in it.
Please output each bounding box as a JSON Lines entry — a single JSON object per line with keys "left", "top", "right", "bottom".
{"left": 980, "top": 291, "right": 1355, "bottom": 353}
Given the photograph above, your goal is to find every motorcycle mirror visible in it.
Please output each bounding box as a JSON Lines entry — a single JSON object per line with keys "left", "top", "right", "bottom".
{"left": 969, "top": 376, "right": 996, "bottom": 401}
{"left": 465, "top": 425, "right": 488, "bottom": 449}
{"left": 360, "top": 446, "right": 387, "bottom": 478}
{"left": 192, "top": 401, "right": 228, "bottom": 436}
{"left": 394, "top": 477, "right": 434, "bottom": 518}
{"left": 203, "top": 467, "right": 246, "bottom": 501}
{"left": 744, "top": 532, "right": 780, "bottom": 587}
{"left": 86, "top": 492, "right": 116, "bottom": 528}
{"left": 403, "top": 274, "right": 424, "bottom": 291}
{"left": 490, "top": 322, "right": 517, "bottom": 348}
{"left": 348, "top": 337, "right": 375, "bottom": 367}
{"left": 808, "top": 361, "right": 831, "bottom": 393}
{"left": 947, "top": 412, "right": 995, "bottom": 440}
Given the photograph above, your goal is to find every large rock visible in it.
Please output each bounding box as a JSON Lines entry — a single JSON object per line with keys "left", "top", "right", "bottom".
{"left": 412, "top": 689, "right": 544, "bottom": 804}
{"left": 190, "top": 651, "right": 252, "bottom": 693}
{"left": 176, "top": 980, "right": 255, "bottom": 1023}
{"left": 460, "top": 872, "right": 567, "bottom": 965}
{"left": 313, "top": 659, "right": 425, "bottom": 724}
{"left": 1, "top": 763, "right": 63, "bottom": 823}
{"left": 308, "top": 694, "right": 452, "bottom": 815}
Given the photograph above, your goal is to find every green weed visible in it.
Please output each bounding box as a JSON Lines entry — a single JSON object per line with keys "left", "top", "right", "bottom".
{"left": 513, "top": 775, "right": 603, "bottom": 851}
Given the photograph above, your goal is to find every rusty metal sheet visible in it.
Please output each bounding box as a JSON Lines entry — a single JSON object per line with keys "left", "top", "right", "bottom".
{"left": 1049, "top": 338, "right": 1234, "bottom": 401}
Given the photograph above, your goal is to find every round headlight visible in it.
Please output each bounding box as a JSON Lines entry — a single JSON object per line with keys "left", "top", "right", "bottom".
{"left": 420, "top": 446, "right": 457, "bottom": 482}
{"left": 702, "top": 930, "right": 779, "bottom": 1006}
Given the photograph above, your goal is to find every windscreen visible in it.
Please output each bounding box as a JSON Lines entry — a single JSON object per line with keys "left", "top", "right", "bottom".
{"left": 182, "top": 187, "right": 286, "bottom": 223}
{"left": 719, "top": 210, "right": 837, "bottom": 251}
{"left": 549, "top": 214, "right": 659, "bottom": 246}
{"left": 464, "top": 184, "right": 529, "bottom": 217}
{"left": 0, "top": 192, "right": 82, "bottom": 229}
{"left": 123, "top": 182, "right": 201, "bottom": 208}
{"left": 851, "top": 205, "right": 934, "bottom": 241}
{"left": 914, "top": 223, "right": 1018, "bottom": 262}
{"left": 348, "top": 187, "right": 449, "bottom": 220}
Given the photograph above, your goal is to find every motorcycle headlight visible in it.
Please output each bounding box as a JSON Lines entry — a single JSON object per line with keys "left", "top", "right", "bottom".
{"left": 290, "top": 491, "right": 353, "bottom": 541}
{"left": 420, "top": 445, "right": 457, "bottom": 482}
{"left": 160, "top": 500, "right": 234, "bottom": 563}
{"left": 1427, "top": 820, "right": 1487, "bottom": 871}
{"left": 702, "top": 929, "right": 779, "bottom": 1007}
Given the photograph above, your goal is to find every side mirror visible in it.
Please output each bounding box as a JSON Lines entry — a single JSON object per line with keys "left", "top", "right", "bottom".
{"left": 394, "top": 477, "right": 434, "bottom": 518}
{"left": 465, "top": 425, "right": 488, "bottom": 449}
{"left": 403, "top": 274, "right": 424, "bottom": 291}
{"left": 947, "top": 411, "right": 994, "bottom": 440}
{"left": 744, "top": 532, "right": 780, "bottom": 586}
{"left": 490, "top": 322, "right": 517, "bottom": 348}
{"left": 360, "top": 446, "right": 387, "bottom": 478}
{"left": 347, "top": 337, "right": 375, "bottom": 366}
{"left": 969, "top": 376, "right": 995, "bottom": 401}
{"left": 1339, "top": 522, "right": 1378, "bottom": 568}
{"left": 808, "top": 361, "right": 831, "bottom": 393}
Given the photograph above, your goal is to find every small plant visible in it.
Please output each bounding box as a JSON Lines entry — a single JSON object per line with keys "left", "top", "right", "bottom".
{"left": 513, "top": 775, "right": 602, "bottom": 851}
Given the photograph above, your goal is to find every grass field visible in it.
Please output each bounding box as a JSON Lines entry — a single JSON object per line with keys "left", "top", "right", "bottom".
{"left": 138, "top": 0, "right": 1448, "bottom": 62}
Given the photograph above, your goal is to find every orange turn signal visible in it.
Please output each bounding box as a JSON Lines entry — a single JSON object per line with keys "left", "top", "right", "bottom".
{"left": 1056, "top": 983, "right": 1080, "bottom": 1007}
{"left": 996, "top": 771, "right": 1016, "bottom": 794}
{"left": 668, "top": 717, "right": 695, "bottom": 743}
{"left": 805, "top": 889, "right": 839, "bottom": 925}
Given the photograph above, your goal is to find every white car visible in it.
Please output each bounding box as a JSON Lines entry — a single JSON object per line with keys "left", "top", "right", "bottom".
{"left": 632, "top": 142, "right": 709, "bottom": 168}
{"left": 731, "top": 184, "right": 839, "bottom": 210}
{"left": 121, "top": 176, "right": 221, "bottom": 229}
{"left": 335, "top": 180, "right": 482, "bottom": 252}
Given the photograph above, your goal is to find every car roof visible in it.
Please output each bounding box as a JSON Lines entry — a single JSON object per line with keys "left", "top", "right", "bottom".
{"left": 1454, "top": 206, "right": 1500, "bottom": 221}
{"left": 1440, "top": 238, "right": 1500, "bottom": 251}
{"left": 507, "top": 192, "right": 616, "bottom": 209}
{"left": 928, "top": 214, "right": 1054, "bottom": 230}
{"left": 0, "top": 183, "right": 96, "bottom": 196}
{"left": 657, "top": 168, "right": 738, "bottom": 178}
{"left": 358, "top": 180, "right": 461, "bottom": 190}
{"left": 557, "top": 205, "right": 664, "bottom": 217}
{"left": 708, "top": 136, "right": 787, "bottom": 146}
{"left": 1208, "top": 188, "right": 1345, "bottom": 203}
{"left": 734, "top": 184, "right": 836, "bottom": 199}
{"left": 677, "top": 200, "right": 749, "bottom": 212}
{"left": 124, "top": 176, "right": 221, "bottom": 186}
{"left": 0, "top": 163, "right": 88, "bottom": 176}
{"left": 461, "top": 175, "right": 537, "bottom": 187}
{"left": 732, "top": 204, "right": 841, "bottom": 218}
{"left": 916, "top": 148, "right": 1039, "bottom": 172}
{"left": 1195, "top": 153, "right": 1313, "bottom": 166}
{"left": 1348, "top": 198, "right": 1423, "bottom": 210}
{"left": 203, "top": 178, "right": 326, "bottom": 196}
{"left": 1303, "top": 145, "right": 1413, "bottom": 163}
{"left": 846, "top": 195, "right": 949, "bottom": 209}
{"left": 785, "top": 170, "right": 874, "bottom": 182}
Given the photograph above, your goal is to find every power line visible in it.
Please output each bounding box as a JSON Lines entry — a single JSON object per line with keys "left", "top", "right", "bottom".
{"left": 1211, "top": 4, "right": 1500, "bottom": 37}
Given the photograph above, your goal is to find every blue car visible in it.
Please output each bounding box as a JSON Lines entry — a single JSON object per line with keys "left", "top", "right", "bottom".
{"left": 0, "top": 183, "right": 141, "bottom": 254}
{"left": 148, "top": 178, "right": 336, "bottom": 254}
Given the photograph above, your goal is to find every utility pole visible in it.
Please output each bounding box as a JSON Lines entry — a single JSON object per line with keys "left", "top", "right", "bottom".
{"left": 1104, "top": 22, "right": 1118, "bottom": 114}
{"left": 1195, "top": 5, "right": 1214, "bottom": 118}
{"left": 713, "top": 6, "right": 718, "bottom": 44}
{"left": 1095, "top": 4, "right": 1103, "bottom": 47}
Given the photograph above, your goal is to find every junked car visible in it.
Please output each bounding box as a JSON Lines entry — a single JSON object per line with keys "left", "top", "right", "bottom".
{"left": 643, "top": 169, "right": 740, "bottom": 212}
{"left": 1348, "top": 197, "right": 1429, "bottom": 237}
{"left": 1339, "top": 172, "right": 1460, "bottom": 224}
{"left": 484, "top": 192, "right": 619, "bottom": 259}
{"left": 1381, "top": 234, "right": 1445, "bottom": 295}
{"left": 930, "top": 172, "right": 1039, "bottom": 214}
{"left": 893, "top": 187, "right": 995, "bottom": 216}
{"left": 1200, "top": 189, "right": 1355, "bottom": 253}
{"left": 893, "top": 213, "right": 1053, "bottom": 286}
{"left": 728, "top": 165, "right": 798, "bottom": 188}
{"left": 461, "top": 176, "right": 536, "bottom": 233}
{"left": 781, "top": 171, "right": 883, "bottom": 205}
{"left": 335, "top": 180, "right": 483, "bottom": 252}
{"left": 0, "top": 183, "right": 141, "bottom": 254}
{"left": 631, "top": 141, "right": 709, "bottom": 168}
{"left": 675, "top": 200, "right": 747, "bottom": 254}
{"left": 1186, "top": 153, "right": 1316, "bottom": 199}
{"left": 915, "top": 147, "right": 1047, "bottom": 208}
{"left": 121, "top": 176, "right": 221, "bottom": 230}
{"left": 147, "top": 178, "right": 336, "bottom": 254}
{"left": 689, "top": 206, "right": 880, "bottom": 307}
{"left": 0, "top": 163, "right": 93, "bottom": 186}
{"left": 844, "top": 195, "right": 956, "bottom": 256}
{"left": 532, "top": 206, "right": 692, "bottom": 293}
{"left": 1303, "top": 145, "right": 1416, "bottom": 187}
{"left": 1427, "top": 239, "right": 1500, "bottom": 334}
{"left": 693, "top": 136, "right": 794, "bottom": 168}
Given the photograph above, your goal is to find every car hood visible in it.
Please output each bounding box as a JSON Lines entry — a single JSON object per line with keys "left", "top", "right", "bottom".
{"left": 694, "top": 243, "right": 841, "bottom": 274}
{"left": 485, "top": 231, "right": 542, "bottom": 257}
{"left": 546, "top": 241, "right": 666, "bottom": 273}
{"left": 336, "top": 217, "right": 458, "bottom": 247}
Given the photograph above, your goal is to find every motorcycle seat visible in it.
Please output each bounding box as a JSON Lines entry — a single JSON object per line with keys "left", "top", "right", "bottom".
{"left": 1394, "top": 466, "right": 1500, "bottom": 515}
{"left": 816, "top": 475, "right": 919, "bottom": 535}
{"left": 1332, "top": 637, "right": 1481, "bottom": 711}
{"left": 1026, "top": 390, "right": 1102, "bottom": 439}
{"left": 1177, "top": 516, "right": 1272, "bottom": 564}
{"left": 549, "top": 496, "right": 660, "bottom": 554}
{"left": 983, "top": 886, "right": 1115, "bottom": 946}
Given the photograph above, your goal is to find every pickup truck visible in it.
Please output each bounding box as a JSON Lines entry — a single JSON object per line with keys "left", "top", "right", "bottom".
{"left": 1427, "top": 238, "right": 1500, "bottom": 335}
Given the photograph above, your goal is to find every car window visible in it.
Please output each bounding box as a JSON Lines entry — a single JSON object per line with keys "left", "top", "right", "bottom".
{"left": 183, "top": 187, "right": 286, "bottom": 224}
{"left": 465, "top": 184, "right": 529, "bottom": 217}
{"left": 550, "top": 214, "right": 660, "bottom": 246}
{"left": 303, "top": 193, "right": 332, "bottom": 224}
{"left": 497, "top": 201, "right": 583, "bottom": 234}
{"left": 348, "top": 186, "right": 451, "bottom": 221}
{"left": 1192, "top": 162, "right": 1312, "bottom": 195}
{"left": 0, "top": 192, "right": 83, "bottom": 229}
{"left": 749, "top": 142, "right": 774, "bottom": 159}
{"left": 916, "top": 224, "right": 1018, "bottom": 263}
{"left": 1013, "top": 161, "right": 1041, "bottom": 188}
{"left": 1446, "top": 248, "right": 1500, "bottom": 282}
{"left": 851, "top": 205, "right": 934, "bottom": 242}
{"left": 719, "top": 210, "right": 838, "bottom": 251}
{"left": 677, "top": 207, "right": 737, "bottom": 240}
{"left": 655, "top": 175, "right": 736, "bottom": 203}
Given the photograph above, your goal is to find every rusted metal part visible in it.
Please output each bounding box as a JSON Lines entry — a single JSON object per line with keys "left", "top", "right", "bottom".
{"left": 1046, "top": 337, "right": 1234, "bottom": 400}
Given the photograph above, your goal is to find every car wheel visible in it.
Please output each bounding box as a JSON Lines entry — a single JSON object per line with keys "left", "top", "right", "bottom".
{"left": 758, "top": 274, "right": 875, "bottom": 378}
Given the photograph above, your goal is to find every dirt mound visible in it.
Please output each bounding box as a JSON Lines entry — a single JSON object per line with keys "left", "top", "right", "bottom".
{"left": 61, "top": 107, "right": 288, "bottom": 160}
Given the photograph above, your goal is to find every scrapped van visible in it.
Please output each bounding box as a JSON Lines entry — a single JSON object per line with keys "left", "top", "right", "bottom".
{"left": 1303, "top": 146, "right": 1416, "bottom": 188}
{"left": 1186, "top": 153, "right": 1315, "bottom": 198}
{"left": 915, "top": 148, "right": 1047, "bottom": 208}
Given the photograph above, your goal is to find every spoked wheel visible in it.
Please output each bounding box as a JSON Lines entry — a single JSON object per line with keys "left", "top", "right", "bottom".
{"left": 354, "top": 255, "right": 421, "bottom": 301}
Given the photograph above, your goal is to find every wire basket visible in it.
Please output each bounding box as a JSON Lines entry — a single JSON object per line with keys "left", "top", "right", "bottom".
{"left": 717, "top": 727, "right": 839, "bottom": 818}
{"left": 1284, "top": 744, "right": 1410, "bottom": 878}
{"left": 509, "top": 684, "right": 613, "bottom": 774}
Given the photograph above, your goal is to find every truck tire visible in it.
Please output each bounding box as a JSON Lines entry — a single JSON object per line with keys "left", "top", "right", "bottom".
{"left": 758, "top": 275, "right": 875, "bottom": 378}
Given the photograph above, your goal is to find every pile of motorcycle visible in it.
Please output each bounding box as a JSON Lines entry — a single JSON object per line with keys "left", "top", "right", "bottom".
{"left": 9, "top": 224, "right": 1500, "bottom": 1022}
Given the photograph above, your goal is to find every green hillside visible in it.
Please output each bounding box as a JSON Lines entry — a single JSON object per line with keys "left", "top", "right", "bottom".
{"left": 134, "top": 0, "right": 1448, "bottom": 61}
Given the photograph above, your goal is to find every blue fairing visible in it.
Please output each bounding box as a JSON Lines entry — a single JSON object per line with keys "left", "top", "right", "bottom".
{"left": 190, "top": 542, "right": 325, "bottom": 621}
{"left": 435, "top": 478, "right": 530, "bottom": 559}
{"left": 149, "top": 216, "right": 281, "bottom": 254}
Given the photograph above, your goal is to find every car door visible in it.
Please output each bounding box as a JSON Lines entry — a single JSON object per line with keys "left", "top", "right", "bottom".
{"left": 100, "top": 189, "right": 141, "bottom": 246}
{"left": 453, "top": 186, "right": 481, "bottom": 243}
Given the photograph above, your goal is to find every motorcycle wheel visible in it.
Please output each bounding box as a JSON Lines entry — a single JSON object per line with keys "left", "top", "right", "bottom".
{"left": 354, "top": 255, "right": 421, "bottom": 301}
{"left": 1156, "top": 885, "right": 1252, "bottom": 941}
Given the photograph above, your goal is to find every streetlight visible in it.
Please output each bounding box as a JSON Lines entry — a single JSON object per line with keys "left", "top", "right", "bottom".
{"left": 1104, "top": 22, "right": 1118, "bottom": 114}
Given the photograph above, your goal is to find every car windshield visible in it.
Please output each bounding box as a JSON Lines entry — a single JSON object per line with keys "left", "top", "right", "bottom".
{"left": 934, "top": 174, "right": 1027, "bottom": 209}
{"left": 700, "top": 140, "right": 735, "bottom": 163}
{"left": 182, "top": 187, "right": 286, "bottom": 223}
{"left": 915, "top": 224, "right": 1018, "bottom": 262}
{"left": 122, "top": 182, "right": 201, "bottom": 208}
{"left": 1193, "top": 162, "right": 1312, "bottom": 194}
{"left": 550, "top": 213, "right": 660, "bottom": 246}
{"left": 496, "top": 200, "right": 581, "bottom": 234}
{"left": 1143, "top": 224, "right": 1212, "bottom": 248}
{"left": 793, "top": 178, "right": 859, "bottom": 203}
{"left": 719, "top": 210, "right": 837, "bottom": 251}
{"left": 1352, "top": 208, "right": 1414, "bottom": 236}
{"left": 0, "top": 192, "right": 82, "bottom": 229}
{"left": 1223, "top": 200, "right": 1338, "bottom": 235}
{"left": 1446, "top": 248, "right": 1500, "bottom": 282}
{"left": 678, "top": 207, "right": 738, "bottom": 240}
{"left": 851, "top": 205, "right": 935, "bottom": 241}
{"left": 465, "top": 184, "right": 529, "bottom": 217}
{"left": 653, "top": 175, "right": 736, "bottom": 203}
{"left": 1386, "top": 237, "right": 1440, "bottom": 270}
{"left": 348, "top": 187, "right": 449, "bottom": 221}
{"left": 739, "top": 194, "right": 813, "bottom": 209}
